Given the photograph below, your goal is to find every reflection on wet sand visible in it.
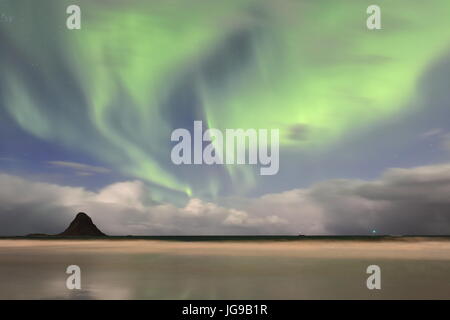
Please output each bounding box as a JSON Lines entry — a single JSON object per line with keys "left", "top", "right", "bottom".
{"left": 0, "top": 239, "right": 449, "bottom": 299}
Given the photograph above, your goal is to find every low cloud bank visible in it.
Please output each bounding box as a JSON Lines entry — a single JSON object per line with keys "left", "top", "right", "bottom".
{"left": 1, "top": 162, "right": 450, "bottom": 235}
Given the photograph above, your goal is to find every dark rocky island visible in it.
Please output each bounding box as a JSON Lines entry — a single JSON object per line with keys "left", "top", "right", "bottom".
{"left": 58, "top": 212, "right": 106, "bottom": 236}
{"left": 27, "top": 212, "right": 107, "bottom": 237}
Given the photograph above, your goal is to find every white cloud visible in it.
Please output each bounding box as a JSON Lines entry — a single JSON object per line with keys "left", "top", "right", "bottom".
{"left": 420, "top": 128, "right": 444, "bottom": 139}
{"left": 47, "top": 161, "right": 111, "bottom": 174}
{"left": 1, "top": 162, "right": 450, "bottom": 236}
{"left": 0, "top": 174, "right": 287, "bottom": 236}
{"left": 442, "top": 133, "right": 450, "bottom": 152}
{"left": 419, "top": 128, "right": 450, "bottom": 152}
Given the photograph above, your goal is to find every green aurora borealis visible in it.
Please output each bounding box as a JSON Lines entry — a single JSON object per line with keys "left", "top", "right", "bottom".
{"left": 1, "top": 0, "right": 450, "bottom": 201}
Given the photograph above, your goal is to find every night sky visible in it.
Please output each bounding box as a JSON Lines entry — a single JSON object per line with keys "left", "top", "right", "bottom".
{"left": 1, "top": 0, "right": 450, "bottom": 235}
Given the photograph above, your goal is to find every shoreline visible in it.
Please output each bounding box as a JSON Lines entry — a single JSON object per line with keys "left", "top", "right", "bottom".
{"left": 0, "top": 235, "right": 450, "bottom": 242}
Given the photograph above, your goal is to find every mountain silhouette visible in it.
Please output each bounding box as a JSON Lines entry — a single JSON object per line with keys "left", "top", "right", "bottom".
{"left": 58, "top": 212, "right": 107, "bottom": 236}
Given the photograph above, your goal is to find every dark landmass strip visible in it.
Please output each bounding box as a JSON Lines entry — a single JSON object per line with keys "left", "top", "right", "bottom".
{"left": 6, "top": 211, "right": 449, "bottom": 241}
{"left": 6, "top": 235, "right": 450, "bottom": 242}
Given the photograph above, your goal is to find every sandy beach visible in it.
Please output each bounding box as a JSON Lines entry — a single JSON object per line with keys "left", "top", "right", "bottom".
{"left": 0, "top": 238, "right": 449, "bottom": 299}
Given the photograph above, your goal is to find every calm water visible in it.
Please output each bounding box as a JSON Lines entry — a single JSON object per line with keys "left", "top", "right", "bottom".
{"left": 0, "top": 239, "right": 449, "bottom": 299}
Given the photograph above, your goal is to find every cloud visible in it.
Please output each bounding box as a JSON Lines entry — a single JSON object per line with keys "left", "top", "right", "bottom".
{"left": 286, "top": 123, "right": 309, "bottom": 141}
{"left": 419, "top": 128, "right": 450, "bottom": 152}
{"left": 306, "top": 164, "right": 450, "bottom": 234}
{"left": 47, "top": 161, "right": 111, "bottom": 175}
{"left": 420, "top": 128, "right": 445, "bottom": 139}
{"left": 0, "top": 174, "right": 287, "bottom": 236}
{"left": 442, "top": 133, "right": 450, "bottom": 152}
{"left": 1, "top": 162, "right": 450, "bottom": 235}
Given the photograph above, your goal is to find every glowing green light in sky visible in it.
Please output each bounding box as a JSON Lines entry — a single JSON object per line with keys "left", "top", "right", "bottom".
{"left": 2, "top": 0, "right": 450, "bottom": 199}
